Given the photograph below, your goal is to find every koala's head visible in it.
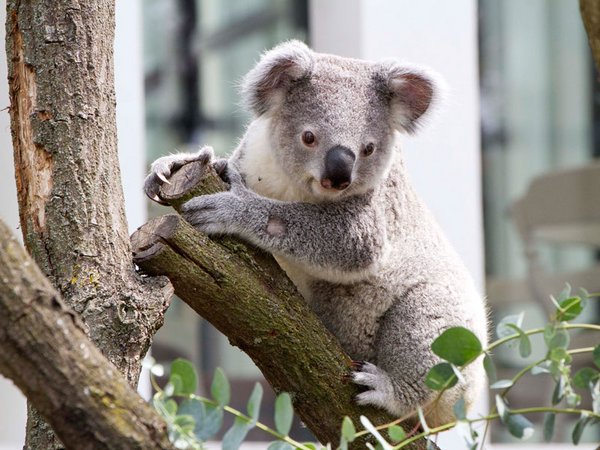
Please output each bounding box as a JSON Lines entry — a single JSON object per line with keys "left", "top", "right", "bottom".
{"left": 242, "top": 40, "right": 440, "bottom": 201}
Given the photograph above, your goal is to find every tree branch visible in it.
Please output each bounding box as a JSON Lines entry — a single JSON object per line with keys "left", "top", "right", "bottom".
{"left": 133, "top": 162, "right": 431, "bottom": 449}
{"left": 0, "top": 219, "right": 174, "bottom": 450}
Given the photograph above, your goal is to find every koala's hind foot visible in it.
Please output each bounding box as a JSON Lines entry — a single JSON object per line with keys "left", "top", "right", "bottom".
{"left": 351, "top": 361, "right": 405, "bottom": 414}
{"left": 144, "top": 146, "right": 224, "bottom": 204}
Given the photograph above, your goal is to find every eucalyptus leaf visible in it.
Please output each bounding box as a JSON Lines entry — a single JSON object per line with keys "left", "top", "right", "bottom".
{"left": 572, "top": 414, "right": 591, "bottom": 445}
{"left": 341, "top": 416, "right": 356, "bottom": 442}
{"left": 178, "top": 398, "right": 223, "bottom": 441}
{"left": 424, "top": 363, "right": 458, "bottom": 391}
{"left": 489, "top": 379, "right": 513, "bottom": 389}
{"left": 543, "top": 412, "right": 555, "bottom": 442}
{"left": 495, "top": 395, "right": 508, "bottom": 422}
{"left": 573, "top": 367, "right": 599, "bottom": 389}
{"left": 247, "top": 383, "right": 263, "bottom": 424}
{"left": 552, "top": 376, "right": 565, "bottom": 405}
{"left": 594, "top": 344, "right": 600, "bottom": 369}
{"left": 506, "top": 414, "right": 535, "bottom": 440}
{"left": 274, "top": 393, "right": 294, "bottom": 436}
{"left": 483, "top": 353, "right": 497, "bottom": 382}
{"left": 211, "top": 367, "right": 231, "bottom": 406}
{"left": 170, "top": 359, "right": 198, "bottom": 395}
{"left": 505, "top": 324, "right": 532, "bottom": 358}
{"left": 547, "top": 328, "right": 570, "bottom": 350}
{"left": 267, "top": 443, "right": 293, "bottom": 450}
{"left": 496, "top": 313, "right": 524, "bottom": 339}
{"left": 557, "top": 283, "right": 572, "bottom": 302}
{"left": 222, "top": 416, "right": 252, "bottom": 450}
{"left": 556, "top": 296, "right": 583, "bottom": 322}
{"left": 453, "top": 397, "right": 466, "bottom": 421}
{"left": 431, "top": 327, "right": 482, "bottom": 365}
{"left": 387, "top": 424, "right": 406, "bottom": 442}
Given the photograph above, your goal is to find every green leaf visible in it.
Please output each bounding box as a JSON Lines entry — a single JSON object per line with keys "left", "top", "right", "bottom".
{"left": 594, "top": 344, "right": 600, "bottom": 369}
{"left": 246, "top": 383, "right": 263, "bottom": 423}
{"left": 431, "top": 327, "right": 482, "bottom": 365}
{"left": 388, "top": 424, "right": 406, "bottom": 442}
{"left": 360, "top": 415, "right": 393, "bottom": 450}
{"left": 178, "top": 398, "right": 223, "bottom": 440}
{"left": 211, "top": 367, "right": 231, "bottom": 406}
{"left": 153, "top": 394, "right": 177, "bottom": 419}
{"left": 483, "top": 353, "right": 497, "bottom": 382}
{"left": 495, "top": 395, "right": 509, "bottom": 422}
{"left": 572, "top": 414, "right": 591, "bottom": 445}
{"left": 552, "top": 376, "right": 565, "bottom": 405}
{"left": 222, "top": 416, "right": 252, "bottom": 450}
{"left": 577, "top": 287, "right": 589, "bottom": 309}
{"left": 543, "top": 412, "right": 555, "bottom": 442}
{"left": 274, "top": 393, "right": 294, "bottom": 436}
{"left": 170, "top": 358, "right": 198, "bottom": 395}
{"left": 549, "top": 347, "right": 571, "bottom": 364}
{"left": 531, "top": 362, "right": 550, "bottom": 375}
{"left": 267, "top": 443, "right": 293, "bottom": 450}
{"left": 425, "top": 363, "right": 458, "bottom": 391}
{"left": 547, "top": 327, "right": 570, "bottom": 350}
{"left": 453, "top": 397, "right": 466, "bottom": 421}
{"left": 173, "top": 414, "right": 195, "bottom": 433}
{"left": 506, "top": 414, "right": 535, "bottom": 440}
{"left": 505, "top": 323, "right": 532, "bottom": 358}
{"left": 557, "top": 283, "right": 572, "bottom": 302}
{"left": 556, "top": 296, "right": 583, "bottom": 322}
{"left": 489, "top": 379, "right": 513, "bottom": 389}
{"left": 573, "top": 367, "right": 599, "bottom": 389}
{"left": 496, "top": 313, "right": 524, "bottom": 339}
{"left": 164, "top": 374, "right": 182, "bottom": 397}
{"left": 341, "top": 416, "right": 356, "bottom": 442}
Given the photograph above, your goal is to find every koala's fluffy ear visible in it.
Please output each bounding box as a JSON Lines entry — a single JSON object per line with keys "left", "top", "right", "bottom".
{"left": 377, "top": 62, "right": 441, "bottom": 134}
{"left": 242, "top": 40, "right": 315, "bottom": 116}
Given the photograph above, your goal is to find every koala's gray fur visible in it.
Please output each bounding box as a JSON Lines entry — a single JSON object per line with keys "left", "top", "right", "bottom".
{"left": 145, "top": 40, "right": 488, "bottom": 426}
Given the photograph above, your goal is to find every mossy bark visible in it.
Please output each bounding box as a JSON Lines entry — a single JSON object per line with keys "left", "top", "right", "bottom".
{"left": 0, "top": 220, "right": 174, "bottom": 450}
{"left": 133, "top": 161, "right": 432, "bottom": 449}
{"left": 5, "top": 1, "right": 172, "bottom": 447}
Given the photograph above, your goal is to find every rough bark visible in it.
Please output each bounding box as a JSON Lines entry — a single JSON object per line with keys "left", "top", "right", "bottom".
{"left": 0, "top": 220, "right": 174, "bottom": 450}
{"left": 133, "top": 162, "right": 431, "bottom": 449}
{"left": 581, "top": 0, "right": 600, "bottom": 73}
{"left": 5, "top": 1, "right": 172, "bottom": 447}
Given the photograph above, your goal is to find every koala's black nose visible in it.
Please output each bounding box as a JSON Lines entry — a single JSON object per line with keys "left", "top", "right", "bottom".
{"left": 321, "top": 145, "right": 355, "bottom": 191}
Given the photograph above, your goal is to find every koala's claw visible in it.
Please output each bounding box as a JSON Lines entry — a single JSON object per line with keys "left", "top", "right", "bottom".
{"left": 144, "top": 146, "right": 215, "bottom": 204}
{"left": 350, "top": 361, "right": 400, "bottom": 412}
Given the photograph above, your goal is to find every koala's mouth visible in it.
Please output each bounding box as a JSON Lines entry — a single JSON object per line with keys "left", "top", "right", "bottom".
{"left": 308, "top": 177, "right": 350, "bottom": 200}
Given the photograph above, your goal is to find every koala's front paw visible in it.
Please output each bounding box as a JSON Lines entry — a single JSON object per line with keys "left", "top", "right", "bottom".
{"left": 144, "top": 146, "right": 215, "bottom": 204}
{"left": 350, "top": 361, "right": 399, "bottom": 413}
{"left": 180, "top": 192, "right": 241, "bottom": 235}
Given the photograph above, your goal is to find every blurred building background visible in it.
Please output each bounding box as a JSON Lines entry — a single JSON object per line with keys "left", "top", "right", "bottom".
{"left": 0, "top": 0, "right": 599, "bottom": 448}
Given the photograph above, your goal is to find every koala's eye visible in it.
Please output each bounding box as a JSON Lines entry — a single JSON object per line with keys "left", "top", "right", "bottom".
{"left": 302, "top": 131, "right": 316, "bottom": 147}
{"left": 363, "top": 143, "right": 376, "bottom": 157}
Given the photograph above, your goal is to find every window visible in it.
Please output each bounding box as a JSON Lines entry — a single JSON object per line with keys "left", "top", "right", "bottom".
{"left": 480, "top": 0, "right": 600, "bottom": 444}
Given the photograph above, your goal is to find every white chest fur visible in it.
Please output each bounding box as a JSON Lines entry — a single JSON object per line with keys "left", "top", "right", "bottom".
{"left": 237, "top": 117, "right": 315, "bottom": 203}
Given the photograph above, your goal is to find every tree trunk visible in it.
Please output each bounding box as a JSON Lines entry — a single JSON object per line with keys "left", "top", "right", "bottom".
{"left": 581, "top": 0, "right": 600, "bottom": 73}
{"left": 5, "top": 1, "right": 172, "bottom": 447}
{"left": 0, "top": 220, "right": 174, "bottom": 450}
{"left": 132, "top": 162, "right": 431, "bottom": 450}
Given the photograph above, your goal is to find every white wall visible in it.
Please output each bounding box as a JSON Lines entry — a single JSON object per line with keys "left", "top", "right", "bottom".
{"left": 311, "top": 1, "right": 484, "bottom": 447}
{"left": 0, "top": 2, "right": 145, "bottom": 448}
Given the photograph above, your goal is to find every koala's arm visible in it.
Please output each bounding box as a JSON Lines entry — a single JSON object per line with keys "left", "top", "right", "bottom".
{"left": 180, "top": 174, "right": 387, "bottom": 275}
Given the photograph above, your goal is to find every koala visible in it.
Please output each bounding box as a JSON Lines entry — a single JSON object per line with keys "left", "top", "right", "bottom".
{"left": 145, "top": 40, "right": 488, "bottom": 427}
